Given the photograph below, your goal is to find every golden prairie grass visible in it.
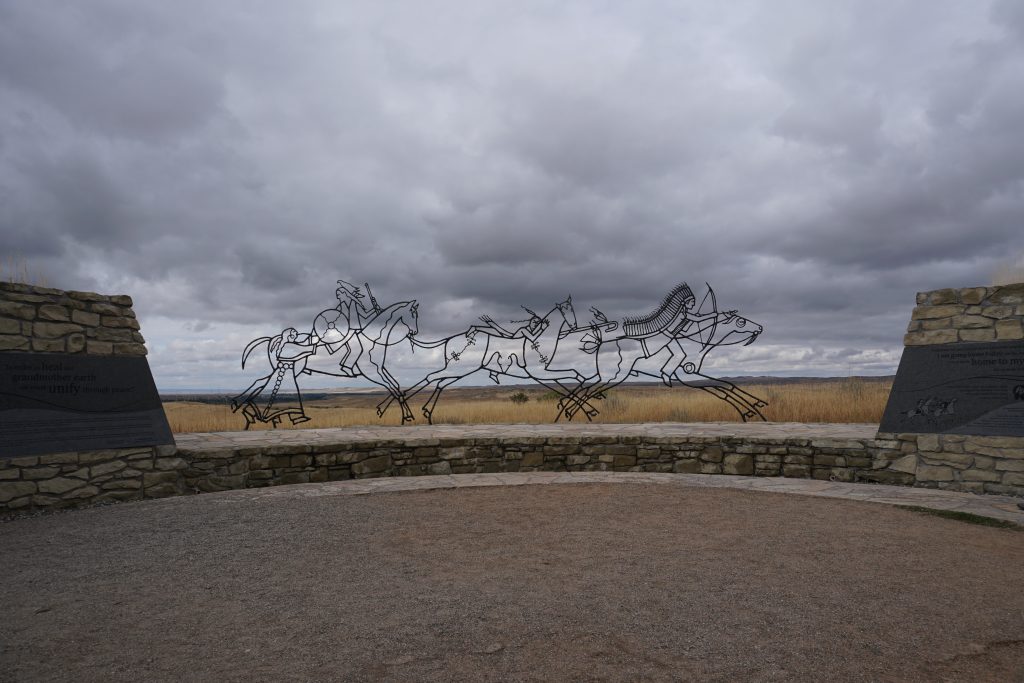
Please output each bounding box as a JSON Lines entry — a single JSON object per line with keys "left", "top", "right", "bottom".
{"left": 164, "top": 379, "right": 892, "bottom": 433}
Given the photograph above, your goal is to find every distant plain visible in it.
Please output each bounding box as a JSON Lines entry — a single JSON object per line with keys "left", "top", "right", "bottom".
{"left": 163, "top": 377, "right": 892, "bottom": 433}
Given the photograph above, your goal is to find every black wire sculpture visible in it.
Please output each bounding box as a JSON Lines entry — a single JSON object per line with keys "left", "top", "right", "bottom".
{"left": 231, "top": 280, "right": 767, "bottom": 428}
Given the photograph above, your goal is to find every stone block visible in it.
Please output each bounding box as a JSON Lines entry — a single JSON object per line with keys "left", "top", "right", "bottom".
{"left": 996, "top": 459, "right": 1024, "bottom": 471}
{"left": 782, "top": 464, "right": 810, "bottom": 478}
{"left": 912, "top": 304, "right": 964, "bottom": 320}
{"left": 61, "top": 485, "right": 99, "bottom": 500}
{"left": 70, "top": 309, "right": 101, "bottom": 326}
{"left": 521, "top": 452, "right": 543, "bottom": 467}
{"left": 1002, "top": 472, "right": 1024, "bottom": 486}
{"left": 958, "top": 328, "right": 996, "bottom": 342}
{"left": 960, "top": 287, "right": 987, "bottom": 304}
{"left": 352, "top": 454, "right": 391, "bottom": 476}
{"left": 37, "top": 304, "right": 69, "bottom": 321}
{"left": 22, "top": 467, "right": 61, "bottom": 480}
{"left": 951, "top": 314, "right": 992, "bottom": 329}
{"left": 904, "top": 330, "right": 958, "bottom": 346}
{"left": 91, "top": 460, "right": 127, "bottom": 477}
{"left": 566, "top": 455, "right": 590, "bottom": 466}
{"left": 613, "top": 455, "right": 636, "bottom": 468}
{"left": 155, "top": 457, "right": 187, "bottom": 471}
{"left": 927, "top": 289, "right": 958, "bottom": 305}
{"left": 0, "top": 469, "right": 18, "bottom": 480}
{"left": 700, "top": 446, "right": 723, "bottom": 463}
{"left": 113, "top": 342, "right": 147, "bottom": 355}
{"left": 0, "top": 318, "right": 20, "bottom": 334}
{"left": 672, "top": 459, "right": 700, "bottom": 473}
{"left": 90, "top": 328, "right": 134, "bottom": 341}
{"left": 960, "top": 469, "right": 1001, "bottom": 482}
{"left": 86, "top": 340, "right": 114, "bottom": 354}
{"left": 37, "top": 477, "right": 85, "bottom": 495}
{"left": 0, "top": 481, "right": 37, "bottom": 503}
{"left": 428, "top": 461, "right": 452, "bottom": 475}
{"left": 699, "top": 462, "right": 722, "bottom": 474}
{"left": 916, "top": 434, "right": 940, "bottom": 452}
{"left": 0, "top": 301, "right": 36, "bottom": 320}
{"left": 916, "top": 465, "right": 954, "bottom": 482}
{"left": 31, "top": 338, "right": 65, "bottom": 352}
{"left": 920, "top": 318, "right": 952, "bottom": 330}
{"left": 995, "top": 319, "right": 1024, "bottom": 340}
{"left": 723, "top": 454, "right": 754, "bottom": 475}
{"left": 143, "top": 471, "right": 180, "bottom": 486}
{"left": 33, "top": 321, "right": 83, "bottom": 338}
{"left": 145, "top": 483, "right": 182, "bottom": 498}
{"left": 101, "top": 479, "right": 142, "bottom": 490}
{"left": 987, "top": 282, "right": 1024, "bottom": 305}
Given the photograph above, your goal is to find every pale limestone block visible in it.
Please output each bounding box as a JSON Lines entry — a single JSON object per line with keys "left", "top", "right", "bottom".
{"left": 960, "top": 287, "right": 987, "bottom": 304}
{"left": 0, "top": 481, "right": 37, "bottom": 502}
{"left": 917, "top": 434, "right": 940, "bottom": 452}
{"left": 995, "top": 319, "right": 1024, "bottom": 340}
{"left": 959, "top": 328, "right": 997, "bottom": 342}
{"left": 904, "top": 330, "right": 957, "bottom": 346}
{"left": 31, "top": 338, "right": 65, "bottom": 352}
{"left": 912, "top": 304, "right": 965, "bottom": 319}
{"left": 916, "top": 464, "right": 954, "bottom": 481}
{"left": 961, "top": 469, "right": 1001, "bottom": 482}
{"left": 37, "top": 477, "right": 85, "bottom": 495}
{"left": 71, "top": 310, "right": 101, "bottom": 326}
{"left": 951, "top": 314, "right": 993, "bottom": 329}
{"left": 888, "top": 454, "right": 918, "bottom": 474}
{"left": 987, "top": 282, "right": 1024, "bottom": 305}
{"left": 66, "top": 334, "right": 86, "bottom": 353}
{"left": 32, "top": 321, "right": 83, "bottom": 338}
{"left": 1002, "top": 472, "right": 1024, "bottom": 486}
{"left": 37, "top": 304, "right": 70, "bottom": 321}
{"left": 927, "top": 289, "right": 958, "bottom": 305}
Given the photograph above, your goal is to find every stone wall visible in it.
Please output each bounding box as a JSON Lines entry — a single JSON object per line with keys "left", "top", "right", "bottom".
{"left": 0, "top": 282, "right": 147, "bottom": 355}
{"left": 0, "top": 429, "right": 909, "bottom": 513}
{"left": 886, "top": 281, "right": 1024, "bottom": 495}
{"left": 0, "top": 282, "right": 166, "bottom": 512}
{"left": 904, "top": 282, "right": 1024, "bottom": 346}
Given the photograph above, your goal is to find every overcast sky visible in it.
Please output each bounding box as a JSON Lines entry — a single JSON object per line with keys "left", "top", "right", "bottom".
{"left": 2, "top": 0, "right": 1023, "bottom": 391}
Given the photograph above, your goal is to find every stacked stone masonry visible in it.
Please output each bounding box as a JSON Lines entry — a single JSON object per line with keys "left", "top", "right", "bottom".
{"left": 905, "top": 282, "right": 1024, "bottom": 346}
{"left": 0, "top": 282, "right": 146, "bottom": 356}
{"left": 2, "top": 429, "right": 1021, "bottom": 514}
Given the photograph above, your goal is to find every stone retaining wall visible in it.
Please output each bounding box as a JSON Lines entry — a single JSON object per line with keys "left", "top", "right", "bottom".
{"left": 3, "top": 427, "right": 1021, "bottom": 514}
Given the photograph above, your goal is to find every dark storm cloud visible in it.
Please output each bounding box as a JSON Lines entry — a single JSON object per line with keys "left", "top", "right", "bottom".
{"left": 2, "top": 0, "right": 1023, "bottom": 389}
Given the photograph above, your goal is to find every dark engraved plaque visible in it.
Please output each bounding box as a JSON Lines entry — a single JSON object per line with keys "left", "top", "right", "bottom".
{"left": 879, "top": 341, "right": 1024, "bottom": 436}
{"left": 0, "top": 352, "right": 174, "bottom": 458}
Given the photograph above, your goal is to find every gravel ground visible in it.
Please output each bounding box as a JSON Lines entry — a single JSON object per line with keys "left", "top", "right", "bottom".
{"left": 1, "top": 483, "right": 1022, "bottom": 682}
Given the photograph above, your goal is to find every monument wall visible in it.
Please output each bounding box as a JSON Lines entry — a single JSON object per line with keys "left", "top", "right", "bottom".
{"left": 2, "top": 281, "right": 1021, "bottom": 516}
{"left": 878, "top": 283, "right": 1024, "bottom": 496}
{"left": 0, "top": 282, "right": 175, "bottom": 513}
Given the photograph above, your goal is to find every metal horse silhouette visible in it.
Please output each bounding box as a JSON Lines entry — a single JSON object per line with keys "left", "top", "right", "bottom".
{"left": 232, "top": 280, "right": 767, "bottom": 428}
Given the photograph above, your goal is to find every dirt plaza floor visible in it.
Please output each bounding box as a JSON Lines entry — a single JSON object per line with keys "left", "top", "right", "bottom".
{"left": 2, "top": 480, "right": 1023, "bottom": 682}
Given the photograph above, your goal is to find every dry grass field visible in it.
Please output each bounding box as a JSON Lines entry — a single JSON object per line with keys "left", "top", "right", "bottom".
{"left": 164, "top": 378, "right": 892, "bottom": 433}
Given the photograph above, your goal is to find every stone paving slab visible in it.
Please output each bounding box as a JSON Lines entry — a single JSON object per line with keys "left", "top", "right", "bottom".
{"left": 185, "top": 471, "right": 1024, "bottom": 525}
{"left": 173, "top": 421, "right": 881, "bottom": 449}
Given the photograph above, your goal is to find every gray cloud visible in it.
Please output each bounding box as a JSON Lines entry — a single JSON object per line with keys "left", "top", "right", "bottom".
{"left": 1, "top": 0, "right": 1022, "bottom": 389}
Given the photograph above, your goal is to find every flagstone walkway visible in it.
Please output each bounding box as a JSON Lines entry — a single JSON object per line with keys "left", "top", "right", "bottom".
{"left": 194, "top": 470, "right": 1024, "bottom": 525}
